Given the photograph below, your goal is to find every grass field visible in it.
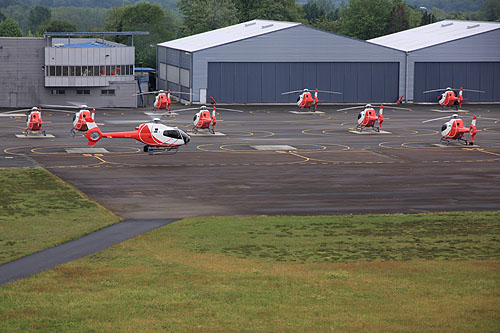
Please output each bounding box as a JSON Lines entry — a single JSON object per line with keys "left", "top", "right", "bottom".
{"left": 0, "top": 168, "right": 120, "bottom": 264}
{"left": 1, "top": 213, "right": 499, "bottom": 331}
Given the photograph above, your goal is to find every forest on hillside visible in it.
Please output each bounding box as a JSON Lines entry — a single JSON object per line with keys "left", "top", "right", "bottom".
{"left": 0, "top": 0, "right": 498, "bottom": 67}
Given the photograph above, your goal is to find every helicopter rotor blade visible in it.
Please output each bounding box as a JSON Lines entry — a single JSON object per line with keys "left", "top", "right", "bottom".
{"left": 382, "top": 106, "right": 412, "bottom": 111}
{"left": 215, "top": 107, "right": 244, "bottom": 113}
{"left": 461, "top": 88, "right": 485, "bottom": 93}
{"left": 316, "top": 90, "right": 343, "bottom": 95}
{"left": 281, "top": 90, "right": 305, "bottom": 95}
{"left": 422, "top": 115, "right": 454, "bottom": 123}
{"left": 422, "top": 88, "right": 447, "bottom": 94}
{"left": 336, "top": 106, "right": 365, "bottom": 112}
{"left": 172, "top": 107, "right": 204, "bottom": 112}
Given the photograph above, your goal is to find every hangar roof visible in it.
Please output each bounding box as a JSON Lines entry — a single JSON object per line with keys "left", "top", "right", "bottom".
{"left": 158, "top": 19, "right": 300, "bottom": 52}
{"left": 368, "top": 20, "right": 500, "bottom": 52}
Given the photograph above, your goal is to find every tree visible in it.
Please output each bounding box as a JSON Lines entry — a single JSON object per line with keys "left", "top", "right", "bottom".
{"left": 178, "top": 0, "right": 238, "bottom": 36}
{"left": 28, "top": 5, "right": 51, "bottom": 34}
{"left": 233, "top": 0, "right": 304, "bottom": 22}
{"left": 386, "top": 3, "right": 409, "bottom": 34}
{"left": 0, "top": 17, "right": 23, "bottom": 37}
{"left": 303, "top": 0, "right": 338, "bottom": 24}
{"left": 105, "top": 3, "right": 176, "bottom": 67}
{"left": 337, "top": 0, "right": 393, "bottom": 40}
{"left": 36, "top": 19, "right": 77, "bottom": 34}
{"left": 482, "top": 0, "right": 500, "bottom": 21}
{"left": 0, "top": 10, "right": 6, "bottom": 22}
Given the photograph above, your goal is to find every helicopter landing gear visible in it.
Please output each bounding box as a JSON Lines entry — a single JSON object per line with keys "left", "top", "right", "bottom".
{"left": 70, "top": 128, "right": 76, "bottom": 137}
{"left": 144, "top": 145, "right": 179, "bottom": 155}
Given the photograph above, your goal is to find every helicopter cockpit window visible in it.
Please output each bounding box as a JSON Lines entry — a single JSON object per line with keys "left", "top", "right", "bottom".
{"left": 164, "top": 130, "right": 182, "bottom": 139}
{"left": 441, "top": 124, "right": 447, "bottom": 132}
{"left": 154, "top": 128, "right": 159, "bottom": 133}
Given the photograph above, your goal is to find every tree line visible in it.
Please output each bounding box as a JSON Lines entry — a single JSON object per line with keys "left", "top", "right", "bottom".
{"left": 0, "top": 0, "right": 498, "bottom": 67}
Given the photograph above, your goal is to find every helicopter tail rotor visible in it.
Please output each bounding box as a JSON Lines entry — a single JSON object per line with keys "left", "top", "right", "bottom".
{"left": 85, "top": 119, "right": 103, "bottom": 146}
{"left": 469, "top": 115, "right": 477, "bottom": 145}
{"left": 314, "top": 89, "right": 319, "bottom": 110}
{"left": 378, "top": 105, "right": 384, "bottom": 129}
{"left": 458, "top": 88, "right": 464, "bottom": 109}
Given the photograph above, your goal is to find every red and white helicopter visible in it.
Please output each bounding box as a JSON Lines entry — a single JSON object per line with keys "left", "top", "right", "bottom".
{"left": 337, "top": 104, "right": 410, "bottom": 132}
{"left": 85, "top": 118, "right": 190, "bottom": 155}
{"left": 42, "top": 104, "right": 97, "bottom": 136}
{"left": 174, "top": 97, "right": 243, "bottom": 134}
{"left": 422, "top": 114, "right": 479, "bottom": 145}
{"left": 136, "top": 89, "right": 192, "bottom": 113}
{"left": 281, "top": 88, "right": 342, "bottom": 112}
{"left": 0, "top": 106, "right": 46, "bottom": 136}
{"left": 423, "top": 87, "right": 485, "bottom": 110}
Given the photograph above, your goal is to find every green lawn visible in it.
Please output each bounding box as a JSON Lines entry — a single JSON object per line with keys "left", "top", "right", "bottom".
{"left": 0, "top": 168, "right": 120, "bottom": 264}
{"left": 1, "top": 213, "right": 499, "bottom": 331}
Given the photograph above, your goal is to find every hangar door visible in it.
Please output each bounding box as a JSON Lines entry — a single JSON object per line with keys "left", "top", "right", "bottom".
{"left": 208, "top": 62, "right": 399, "bottom": 103}
{"left": 414, "top": 62, "right": 500, "bottom": 102}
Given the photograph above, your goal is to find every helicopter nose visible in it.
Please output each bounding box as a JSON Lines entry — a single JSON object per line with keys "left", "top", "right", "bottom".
{"left": 180, "top": 130, "right": 190, "bottom": 144}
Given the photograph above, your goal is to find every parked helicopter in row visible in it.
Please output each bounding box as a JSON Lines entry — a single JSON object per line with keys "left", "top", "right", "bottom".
{"left": 0, "top": 107, "right": 46, "bottom": 136}
{"left": 135, "top": 89, "right": 192, "bottom": 113}
{"left": 337, "top": 104, "right": 411, "bottom": 132}
{"left": 423, "top": 87, "right": 485, "bottom": 110}
{"left": 281, "top": 88, "right": 342, "bottom": 112}
{"left": 175, "top": 97, "right": 243, "bottom": 134}
{"left": 85, "top": 117, "right": 190, "bottom": 155}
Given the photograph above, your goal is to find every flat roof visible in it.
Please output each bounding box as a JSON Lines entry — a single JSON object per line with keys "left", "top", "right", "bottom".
{"left": 158, "top": 19, "right": 300, "bottom": 52}
{"left": 44, "top": 31, "right": 149, "bottom": 37}
{"left": 368, "top": 20, "right": 500, "bottom": 52}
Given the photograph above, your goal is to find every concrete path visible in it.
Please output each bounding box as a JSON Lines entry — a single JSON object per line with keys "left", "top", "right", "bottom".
{"left": 0, "top": 219, "right": 177, "bottom": 286}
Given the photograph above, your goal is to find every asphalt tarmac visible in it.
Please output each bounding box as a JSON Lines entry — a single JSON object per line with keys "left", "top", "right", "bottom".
{"left": 1, "top": 103, "right": 500, "bottom": 219}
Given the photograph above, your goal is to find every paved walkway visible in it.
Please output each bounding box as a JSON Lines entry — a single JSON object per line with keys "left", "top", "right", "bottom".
{"left": 0, "top": 219, "right": 177, "bottom": 286}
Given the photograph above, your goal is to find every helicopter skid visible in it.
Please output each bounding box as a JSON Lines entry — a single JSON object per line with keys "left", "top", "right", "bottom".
{"left": 289, "top": 111, "right": 325, "bottom": 114}
{"left": 15, "top": 133, "right": 54, "bottom": 138}
{"left": 145, "top": 145, "right": 179, "bottom": 155}
{"left": 144, "top": 112, "right": 179, "bottom": 116}
{"left": 349, "top": 129, "right": 391, "bottom": 135}
{"left": 430, "top": 109, "right": 469, "bottom": 113}
{"left": 432, "top": 143, "right": 480, "bottom": 148}
{"left": 189, "top": 132, "right": 226, "bottom": 136}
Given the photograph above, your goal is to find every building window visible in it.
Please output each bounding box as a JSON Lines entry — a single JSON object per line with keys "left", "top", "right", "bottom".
{"left": 101, "top": 89, "right": 115, "bottom": 95}
{"left": 76, "top": 66, "right": 81, "bottom": 76}
{"left": 63, "top": 66, "right": 68, "bottom": 76}
{"left": 49, "top": 66, "right": 55, "bottom": 76}
{"left": 51, "top": 89, "right": 65, "bottom": 95}
{"left": 106, "top": 65, "right": 110, "bottom": 76}
{"left": 77, "top": 89, "right": 90, "bottom": 95}
{"left": 69, "top": 66, "right": 75, "bottom": 76}
{"left": 56, "top": 66, "right": 62, "bottom": 76}
{"left": 94, "top": 66, "right": 100, "bottom": 76}
{"left": 100, "top": 66, "right": 105, "bottom": 76}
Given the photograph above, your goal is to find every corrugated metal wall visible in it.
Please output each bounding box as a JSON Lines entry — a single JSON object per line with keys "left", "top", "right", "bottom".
{"left": 189, "top": 25, "right": 405, "bottom": 103}
{"left": 407, "top": 29, "right": 500, "bottom": 101}
{"left": 413, "top": 62, "right": 500, "bottom": 102}
{"left": 157, "top": 47, "right": 192, "bottom": 101}
{"left": 208, "top": 62, "right": 399, "bottom": 103}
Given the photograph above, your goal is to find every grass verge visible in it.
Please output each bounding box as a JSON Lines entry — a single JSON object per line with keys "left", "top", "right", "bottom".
{"left": 0, "top": 168, "right": 120, "bottom": 264}
{"left": 1, "top": 212, "right": 499, "bottom": 331}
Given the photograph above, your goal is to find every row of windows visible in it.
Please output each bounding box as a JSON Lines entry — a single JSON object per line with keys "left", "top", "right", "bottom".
{"left": 50, "top": 89, "right": 115, "bottom": 96}
{"left": 45, "top": 65, "right": 134, "bottom": 77}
